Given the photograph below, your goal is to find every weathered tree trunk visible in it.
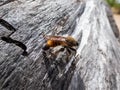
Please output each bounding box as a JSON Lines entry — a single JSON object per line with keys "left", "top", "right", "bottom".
{"left": 0, "top": 0, "right": 120, "bottom": 90}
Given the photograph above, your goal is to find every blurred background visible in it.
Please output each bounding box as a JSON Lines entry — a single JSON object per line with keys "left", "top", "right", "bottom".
{"left": 106, "top": 0, "right": 120, "bottom": 31}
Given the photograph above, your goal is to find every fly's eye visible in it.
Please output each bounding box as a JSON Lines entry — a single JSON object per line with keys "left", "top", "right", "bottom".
{"left": 76, "top": 42, "right": 79, "bottom": 46}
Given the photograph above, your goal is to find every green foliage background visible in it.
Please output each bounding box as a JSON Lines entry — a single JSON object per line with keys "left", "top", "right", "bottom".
{"left": 106, "top": 0, "right": 120, "bottom": 8}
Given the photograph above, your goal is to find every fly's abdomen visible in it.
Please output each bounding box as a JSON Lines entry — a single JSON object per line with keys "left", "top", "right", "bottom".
{"left": 53, "top": 40, "right": 61, "bottom": 47}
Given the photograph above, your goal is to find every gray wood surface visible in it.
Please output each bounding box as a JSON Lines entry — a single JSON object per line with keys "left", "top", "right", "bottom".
{"left": 0, "top": 0, "right": 120, "bottom": 90}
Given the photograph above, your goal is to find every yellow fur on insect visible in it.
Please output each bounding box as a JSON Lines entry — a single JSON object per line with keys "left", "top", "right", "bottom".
{"left": 47, "top": 39, "right": 67, "bottom": 47}
{"left": 42, "top": 35, "right": 78, "bottom": 50}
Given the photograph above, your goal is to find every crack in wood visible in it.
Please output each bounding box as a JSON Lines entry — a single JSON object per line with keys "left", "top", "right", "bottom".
{"left": 0, "top": 0, "right": 16, "bottom": 7}
{"left": 0, "top": 18, "right": 16, "bottom": 32}
{"left": 0, "top": 18, "right": 28, "bottom": 56}
{"left": 1, "top": 36, "right": 28, "bottom": 56}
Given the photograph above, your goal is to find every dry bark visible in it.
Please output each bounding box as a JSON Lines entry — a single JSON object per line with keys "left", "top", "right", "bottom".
{"left": 0, "top": 0, "right": 120, "bottom": 90}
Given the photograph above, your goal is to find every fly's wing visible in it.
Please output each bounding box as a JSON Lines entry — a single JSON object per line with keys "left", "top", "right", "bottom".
{"left": 44, "top": 35, "right": 66, "bottom": 42}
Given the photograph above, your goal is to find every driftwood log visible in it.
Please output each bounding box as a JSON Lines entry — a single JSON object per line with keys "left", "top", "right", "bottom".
{"left": 0, "top": 0, "right": 120, "bottom": 90}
